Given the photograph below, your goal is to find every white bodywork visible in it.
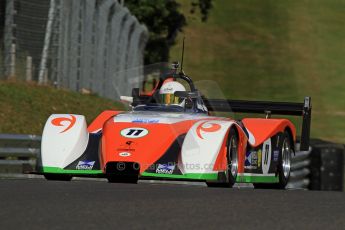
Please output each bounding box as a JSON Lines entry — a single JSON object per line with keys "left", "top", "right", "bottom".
{"left": 180, "top": 120, "right": 237, "bottom": 174}
{"left": 41, "top": 114, "right": 89, "bottom": 169}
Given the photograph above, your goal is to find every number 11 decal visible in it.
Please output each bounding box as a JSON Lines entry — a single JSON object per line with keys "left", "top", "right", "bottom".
{"left": 126, "top": 129, "right": 143, "bottom": 136}
{"left": 120, "top": 127, "right": 149, "bottom": 138}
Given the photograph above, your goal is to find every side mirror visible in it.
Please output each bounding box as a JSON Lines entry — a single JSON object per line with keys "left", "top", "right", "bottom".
{"left": 174, "top": 91, "right": 200, "bottom": 99}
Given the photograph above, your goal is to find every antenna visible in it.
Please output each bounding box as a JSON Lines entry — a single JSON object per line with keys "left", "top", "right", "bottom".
{"left": 180, "top": 36, "right": 185, "bottom": 74}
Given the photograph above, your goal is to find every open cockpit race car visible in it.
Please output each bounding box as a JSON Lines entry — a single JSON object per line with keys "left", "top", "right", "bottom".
{"left": 38, "top": 63, "right": 312, "bottom": 189}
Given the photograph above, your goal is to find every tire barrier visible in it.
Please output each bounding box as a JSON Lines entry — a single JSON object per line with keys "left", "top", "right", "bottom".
{"left": 286, "top": 144, "right": 312, "bottom": 189}
{"left": 309, "top": 140, "right": 344, "bottom": 191}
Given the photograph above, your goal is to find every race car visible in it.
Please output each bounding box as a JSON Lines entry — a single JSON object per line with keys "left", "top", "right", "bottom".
{"left": 39, "top": 64, "right": 312, "bottom": 189}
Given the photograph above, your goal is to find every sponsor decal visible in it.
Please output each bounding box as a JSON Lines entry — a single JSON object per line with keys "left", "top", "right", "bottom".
{"left": 257, "top": 149, "right": 262, "bottom": 167}
{"left": 117, "top": 141, "right": 136, "bottom": 152}
{"left": 120, "top": 127, "right": 149, "bottom": 138}
{"left": 156, "top": 164, "right": 175, "bottom": 174}
{"left": 126, "top": 141, "right": 134, "bottom": 147}
{"left": 245, "top": 151, "right": 258, "bottom": 169}
{"left": 162, "top": 87, "right": 174, "bottom": 93}
{"left": 76, "top": 161, "right": 95, "bottom": 170}
{"left": 132, "top": 118, "right": 159, "bottom": 123}
{"left": 51, "top": 115, "right": 76, "bottom": 133}
{"left": 119, "top": 152, "right": 131, "bottom": 157}
{"left": 117, "top": 148, "right": 135, "bottom": 152}
{"left": 273, "top": 150, "right": 279, "bottom": 162}
{"left": 196, "top": 121, "right": 221, "bottom": 139}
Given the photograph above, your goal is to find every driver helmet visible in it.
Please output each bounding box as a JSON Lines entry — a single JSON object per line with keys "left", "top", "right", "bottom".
{"left": 159, "top": 80, "right": 186, "bottom": 107}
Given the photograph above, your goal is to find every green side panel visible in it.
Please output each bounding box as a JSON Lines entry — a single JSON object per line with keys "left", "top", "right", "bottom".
{"left": 141, "top": 172, "right": 218, "bottom": 181}
{"left": 43, "top": 166, "right": 103, "bottom": 175}
{"left": 42, "top": 167, "right": 278, "bottom": 183}
{"left": 236, "top": 175, "right": 279, "bottom": 183}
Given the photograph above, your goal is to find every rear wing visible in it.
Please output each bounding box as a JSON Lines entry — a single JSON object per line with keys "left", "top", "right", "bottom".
{"left": 203, "top": 97, "right": 312, "bottom": 151}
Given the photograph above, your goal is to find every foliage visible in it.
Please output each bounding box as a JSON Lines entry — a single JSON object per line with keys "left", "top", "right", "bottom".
{"left": 170, "top": 0, "right": 345, "bottom": 142}
{"left": 125, "top": 0, "right": 212, "bottom": 64}
{"left": 190, "top": 0, "right": 213, "bottom": 22}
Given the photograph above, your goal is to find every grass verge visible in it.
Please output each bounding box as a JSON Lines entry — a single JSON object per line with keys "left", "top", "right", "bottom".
{"left": 170, "top": 0, "right": 345, "bottom": 143}
{"left": 0, "top": 80, "right": 123, "bottom": 134}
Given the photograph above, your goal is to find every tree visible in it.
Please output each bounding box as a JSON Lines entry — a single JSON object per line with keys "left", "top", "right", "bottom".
{"left": 125, "top": 0, "right": 212, "bottom": 64}
{"left": 191, "top": 0, "right": 213, "bottom": 22}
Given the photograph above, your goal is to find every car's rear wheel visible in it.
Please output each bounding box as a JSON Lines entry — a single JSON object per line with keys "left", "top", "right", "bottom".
{"left": 278, "top": 131, "right": 292, "bottom": 188}
{"left": 207, "top": 127, "right": 239, "bottom": 188}
{"left": 44, "top": 174, "right": 72, "bottom": 181}
{"left": 253, "top": 131, "right": 292, "bottom": 189}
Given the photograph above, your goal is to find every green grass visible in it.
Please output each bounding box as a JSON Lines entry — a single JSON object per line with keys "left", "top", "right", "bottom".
{"left": 0, "top": 81, "right": 123, "bottom": 134}
{"left": 170, "top": 0, "right": 345, "bottom": 143}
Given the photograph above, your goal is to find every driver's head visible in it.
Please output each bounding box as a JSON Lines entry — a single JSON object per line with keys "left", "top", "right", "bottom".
{"left": 159, "top": 80, "right": 186, "bottom": 106}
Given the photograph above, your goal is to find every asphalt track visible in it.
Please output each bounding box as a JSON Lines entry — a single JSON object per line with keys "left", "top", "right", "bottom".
{"left": 1, "top": 178, "right": 345, "bottom": 230}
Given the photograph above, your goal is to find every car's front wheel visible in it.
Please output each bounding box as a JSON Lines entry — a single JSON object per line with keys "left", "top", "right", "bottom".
{"left": 226, "top": 127, "right": 239, "bottom": 187}
{"left": 207, "top": 127, "right": 239, "bottom": 188}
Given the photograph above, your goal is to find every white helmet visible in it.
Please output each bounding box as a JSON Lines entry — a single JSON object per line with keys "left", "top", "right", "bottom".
{"left": 159, "top": 81, "right": 186, "bottom": 107}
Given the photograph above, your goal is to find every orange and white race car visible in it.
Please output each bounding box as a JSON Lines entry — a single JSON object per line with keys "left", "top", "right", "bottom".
{"left": 39, "top": 65, "right": 311, "bottom": 189}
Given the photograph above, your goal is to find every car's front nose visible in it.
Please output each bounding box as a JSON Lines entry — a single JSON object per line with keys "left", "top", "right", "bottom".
{"left": 100, "top": 119, "right": 191, "bottom": 174}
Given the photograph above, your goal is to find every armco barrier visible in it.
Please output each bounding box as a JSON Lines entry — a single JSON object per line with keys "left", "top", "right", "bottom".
{"left": 0, "top": 134, "right": 40, "bottom": 174}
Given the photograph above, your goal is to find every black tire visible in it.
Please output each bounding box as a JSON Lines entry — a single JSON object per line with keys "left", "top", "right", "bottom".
{"left": 276, "top": 131, "right": 292, "bottom": 188}
{"left": 107, "top": 176, "right": 138, "bottom": 184}
{"left": 44, "top": 174, "right": 72, "bottom": 181}
{"left": 253, "top": 131, "right": 292, "bottom": 189}
{"left": 207, "top": 127, "right": 239, "bottom": 188}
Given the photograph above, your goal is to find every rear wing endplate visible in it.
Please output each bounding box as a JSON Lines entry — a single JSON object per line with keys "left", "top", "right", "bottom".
{"left": 203, "top": 97, "right": 312, "bottom": 151}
